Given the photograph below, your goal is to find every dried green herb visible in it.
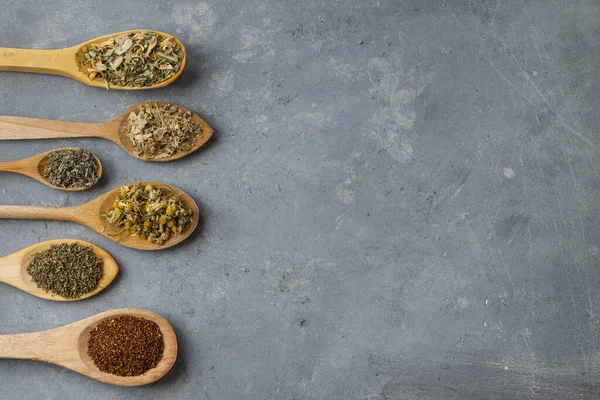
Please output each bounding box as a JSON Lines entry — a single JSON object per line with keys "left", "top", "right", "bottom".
{"left": 43, "top": 148, "right": 99, "bottom": 188}
{"left": 27, "top": 243, "right": 104, "bottom": 299}
{"left": 87, "top": 316, "right": 164, "bottom": 376}
{"left": 104, "top": 183, "right": 193, "bottom": 245}
{"left": 126, "top": 103, "right": 203, "bottom": 159}
{"left": 79, "top": 31, "right": 183, "bottom": 88}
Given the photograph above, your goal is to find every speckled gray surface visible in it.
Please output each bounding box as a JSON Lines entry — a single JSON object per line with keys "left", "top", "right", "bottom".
{"left": 1, "top": 0, "right": 600, "bottom": 399}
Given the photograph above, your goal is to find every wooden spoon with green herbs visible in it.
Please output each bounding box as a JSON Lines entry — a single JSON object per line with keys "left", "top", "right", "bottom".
{"left": 0, "top": 148, "right": 102, "bottom": 191}
{"left": 0, "top": 239, "right": 118, "bottom": 301}
{"left": 0, "top": 30, "right": 185, "bottom": 90}
{"left": 0, "top": 102, "right": 213, "bottom": 162}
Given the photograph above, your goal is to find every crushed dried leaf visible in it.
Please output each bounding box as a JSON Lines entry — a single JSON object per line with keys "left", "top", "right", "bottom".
{"left": 79, "top": 31, "right": 182, "bottom": 88}
{"left": 126, "top": 103, "right": 203, "bottom": 159}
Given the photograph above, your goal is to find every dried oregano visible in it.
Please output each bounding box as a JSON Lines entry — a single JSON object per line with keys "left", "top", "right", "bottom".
{"left": 43, "top": 148, "right": 99, "bottom": 188}
{"left": 27, "top": 243, "right": 104, "bottom": 299}
{"left": 126, "top": 103, "right": 203, "bottom": 159}
{"left": 79, "top": 31, "right": 183, "bottom": 88}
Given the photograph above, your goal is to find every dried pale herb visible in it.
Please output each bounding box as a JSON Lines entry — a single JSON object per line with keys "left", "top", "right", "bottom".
{"left": 43, "top": 149, "right": 99, "bottom": 188}
{"left": 104, "top": 183, "right": 193, "bottom": 245}
{"left": 79, "top": 31, "right": 183, "bottom": 88}
{"left": 126, "top": 103, "right": 203, "bottom": 159}
{"left": 87, "top": 316, "right": 164, "bottom": 376}
{"left": 27, "top": 243, "right": 104, "bottom": 299}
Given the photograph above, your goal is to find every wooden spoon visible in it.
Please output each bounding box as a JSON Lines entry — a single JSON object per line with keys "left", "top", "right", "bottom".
{"left": 0, "top": 102, "right": 213, "bottom": 162}
{"left": 0, "top": 182, "right": 199, "bottom": 250}
{"left": 0, "top": 147, "right": 102, "bottom": 191}
{"left": 0, "top": 30, "right": 185, "bottom": 90}
{"left": 0, "top": 239, "right": 118, "bottom": 301}
{"left": 0, "top": 308, "right": 177, "bottom": 386}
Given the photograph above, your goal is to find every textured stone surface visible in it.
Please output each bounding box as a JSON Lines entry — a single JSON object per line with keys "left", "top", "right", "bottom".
{"left": 1, "top": 1, "right": 600, "bottom": 398}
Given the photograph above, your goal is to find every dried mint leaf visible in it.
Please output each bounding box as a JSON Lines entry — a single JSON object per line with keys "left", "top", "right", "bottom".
{"left": 79, "top": 31, "right": 182, "bottom": 88}
{"left": 43, "top": 148, "right": 99, "bottom": 188}
{"left": 27, "top": 243, "right": 104, "bottom": 299}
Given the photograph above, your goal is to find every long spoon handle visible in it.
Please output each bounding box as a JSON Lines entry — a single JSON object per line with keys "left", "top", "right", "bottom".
{"left": 0, "top": 160, "right": 23, "bottom": 172}
{"left": 0, "top": 47, "right": 80, "bottom": 78}
{"left": 0, "top": 158, "right": 38, "bottom": 180}
{"left": 0, "top": 205, "right": 80, "bottom": 222}
{"left": 0, "top": 116, "right": 112, "bottom": 140}
{"left": 0, "top": 48, "right": 65, "bottom": 75}
{"left": 0, "top": 332, "right": 48, "bottom": 359}
{"left": 0, "top": 328, "right": 71, "bottom": 361}
{"left": 0, "top": 253, "right": 22, "bottom": 286}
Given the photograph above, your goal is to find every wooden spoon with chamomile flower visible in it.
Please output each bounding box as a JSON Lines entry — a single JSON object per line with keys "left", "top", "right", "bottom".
{"left": 0, "top": 182, "right": 199, "bottom": 251}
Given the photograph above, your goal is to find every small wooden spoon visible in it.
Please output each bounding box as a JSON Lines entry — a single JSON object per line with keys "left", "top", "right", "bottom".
{"left": 0, "top": 308, "right": 177, "bottom": 386}
{"left": 0, "top": 147, "right": 102, "bottom": 191}
{"left": 0, "top": 239, "right": 118, "bottom": 301}
{"left": 0, "top": 102, "right": 213, "bottom": 162}
{"left": 0, "top": 30, "right": 185, "bottom": 90}
{"left": 0, "top": 182, "right": 199, "bottom": 250}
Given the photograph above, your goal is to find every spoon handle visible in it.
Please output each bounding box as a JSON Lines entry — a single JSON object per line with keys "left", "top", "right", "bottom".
{"left": 0, "top": 205, "right": 80, "bottom": 222}
{"left": 0, "top": 160, "right": 22, "bottom": 172}
{"left": 0, "top": 328, "right": 72, "bottom": 361}
{"left": 0, "top": 157, "right": 39, "bottom": 179}
{"left": 0, "top": 254, "right": 21, "bottom": 286}
{"left": 0, "top": 332, "right": 48, "bottom": 359}
{"left": 0, "top": 116, "right": 111, "bottom": 140}
{"left": 0, "top": 47, "right": 78, "bottom": 78}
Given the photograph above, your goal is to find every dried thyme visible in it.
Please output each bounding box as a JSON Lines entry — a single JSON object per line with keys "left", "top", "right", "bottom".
{"left": 126, "top": 103, "right": 203, "bottom": 159}
{"left": 79, "top": 31, "right": 183, "bottom": 88}
{"left": 27, "top": 243, "right": 104, "bottom": 299}
{"left": 87, "top": 316, "right": 164, "bottom": 376}
{"left": 43, "top": 148, "right": 99, "bottom": 188}
{"left": 104, "top": 183, "right": 193, "bottom": 245}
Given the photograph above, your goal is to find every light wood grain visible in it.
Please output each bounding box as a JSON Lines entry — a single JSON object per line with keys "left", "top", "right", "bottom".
{"left": 0, "top": 239, "right": 118, "bottom": 301}
{"left": 0, "top": 308, "right": 177, "bottom": 386}
{"left": 0, "top": 182, "right": 199, "bottom": 250}
{"left": 0, "top": 30, "right": 186, "bottom": 90}
{"left": 0, "top": 102, "right": 213, "bottom": 162}
{"left": 0, "top": 147, "right": 102, "bottom": 191}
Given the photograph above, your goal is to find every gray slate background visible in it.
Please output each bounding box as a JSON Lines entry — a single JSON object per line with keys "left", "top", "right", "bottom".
{"left": 1, "top": 0, "right": 600, "bottom": 399}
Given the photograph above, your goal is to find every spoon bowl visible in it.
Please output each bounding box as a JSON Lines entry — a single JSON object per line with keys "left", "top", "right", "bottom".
{"left": 0, "top": 239, "right": 118, "bottom": 301}
{"left": 0, "top": 29, "right": 186, "bottom": 90}
{"left": 87, "top": 182, "right": 200, "bottom": 249}
{"left": 0, "top": 182, "right": 200, "bottom": 250}
{"left": 0, "top": 102, "right": 213, "bottom": 162}
{"left": 73, "top": 30, "right": 187, "bottom": 90}
{"left": 0, "top": 308, "right": 177, "bottom": 386}
{"left": 117, "top": 102, "right": 213, "bottom": 162}
{"left": 0, "top": 147, "right": 102, "bottom": 191}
